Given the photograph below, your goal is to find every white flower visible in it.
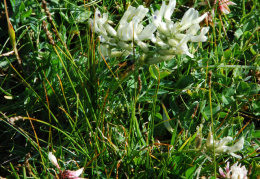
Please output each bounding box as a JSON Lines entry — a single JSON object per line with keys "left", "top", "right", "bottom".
{"left": 153, "top": 1, "right": 166, "bottom": 28}
{"left": 214, "top": 136, "right": 233, "bottom": 152}
{"left": 118, "top": 41, "right": 133, "bottom": 51}
{"left": 104, "top": 23, "right": 117, "bottom": 37}
{"left": 136, "top": 40, "right": 149, "bottom": 53}
{"left": 179, "top": 8, "right": 199, "bottom": 31}
{"left": 228, "top": 137, "right": 244, "bottom": 159}
{"left": 137, "top": 24, "right": 157, "bottom": 41}
{"left": 219, "top": 162, "right": 248, "bottom": 179}
{"left": 186, "top": 24, "right": 200, "bottom": 35}
{"left": 151, "top": 0, "right": 208, "bottom": 58}
{"left": 164, "top": 0, "right": 176, "bottom": 25}
{"left": 117, "top": 5, "right": 154, "bottom": 42}
{"left": 190, "top": 27, "right": 209, "bottom": 42}
{"left": 206, "top": 132, "right": 244, "bottom": 159}
{"left": 89, "top": 0, "right": 209, "bottom": 64}
{"left": 48, "top": 152, "right": 60, "bottom": 169}
{"left": 99, "top": 44, "right": 111, "bottom": 59}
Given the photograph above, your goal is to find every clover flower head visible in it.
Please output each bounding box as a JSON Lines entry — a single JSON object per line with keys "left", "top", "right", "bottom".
{"left": 48, "top": 152, "right": 84, "bottom": 179}
{"left": 219, "top": 162, "right": 248, "bottom": 179}
{"left": 201, "top": 0, "right": 236, "bottom": 25}
{"left": 218, "top": 0, "right": 237, "bottom": 14}
{"left": 201, "top": 0, "right": 236, "bottom": 14}
{"left": 61, "top": 168, "right": 84, "bottom": 179}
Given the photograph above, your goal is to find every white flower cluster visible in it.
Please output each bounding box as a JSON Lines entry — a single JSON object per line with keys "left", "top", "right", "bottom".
{"left": 206, "top": 131, "right": 244, "bottom": 159}
{"left": 219, "top": 162, "right": 248, "bottom": 179}
{"left": 89, "top": 0, "right": 209, "bottom": 65}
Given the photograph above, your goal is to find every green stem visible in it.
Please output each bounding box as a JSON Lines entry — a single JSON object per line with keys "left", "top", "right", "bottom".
{"left": 197, "top": 65, "right": 260, "bottom": 70}
{"left": 209, "top": 79, "right": 217, "bottom": 177}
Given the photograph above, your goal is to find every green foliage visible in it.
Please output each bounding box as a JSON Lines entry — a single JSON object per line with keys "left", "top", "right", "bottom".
{"left": 0, "top": 0, "right": 259, "bottom": 178}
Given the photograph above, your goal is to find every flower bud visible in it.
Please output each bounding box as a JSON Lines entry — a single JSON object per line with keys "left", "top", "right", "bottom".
{"left": 168, "top": 39, "right": 179, "bottom": 47}
{"left": 136, "top": 40, "right": 149, "bottom": 53}
{"left": 48, "top": 152, "right": 60, "bottom": 169}
{"left": 186, "top": 24, "right": 200, "bottom": 35}
{"left": 195, "top": 133, "right": 202, "bottom": 149}
{"left": 104, "top": 23, "right": 117, "bottom": 37}
{"left": 190, "top": 27, "right": 209, "bottom": 42}
{"left": 206, "top": 131, "right": 213, "bottom": 148}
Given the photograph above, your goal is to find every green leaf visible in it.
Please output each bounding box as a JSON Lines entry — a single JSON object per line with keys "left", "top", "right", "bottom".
{"left": 244, "top": 31, "right": 253, "bottom": 40}
{"left": 0, "top": 86, "right": 12, "bottom": 96}
{"left": 149, "top": 65, "right": 171, "bottom": 80}
{"left": 162, "top": 104, "right": 173, "bottom": 133}
{"left": 21, "top": 9, "right": 32, "bottom": 18}
{"left": 154, "top": 113, "right": 162, "bottom": 122}
{"left": 8, "top": 21, "right": 16, "bottom": 48}
{"left": 159, "top": 70, "right": 171, "bottom": 79}
{"left": 225, "top": 86, "right": 235, "bottom": 96}
{"left": 185, "top": 165, "right": 196, "bottom": 179}
{"left": 250, "top": 46, "right": 257, "bottom": 55}
{"left": 10, "top": 162, "right": 20, "bottom": 179}
{"left": 75, "top": 11, "right": 92, "bottom": 23}
{"left": 59, "top": 12, "right": 69, "bottom": 22}
{"left": 222, "top": 95, "right": 234, "bottom": 105}
{"left": 249, "top": 83, "right": 259, "bottom": 95}
{"left": 234, "top": 29, "right": 243, "bottom": 39}
{"left": 149, "top": 65, "right": 159, "bottom": 80}
{"left": 243, "top": 19, "right": 255, "bottom": 32}
{"left": 19, "top": 2, "right": 25, "bottom": 12}
{"left": 252, "top": 100, "right": 260, "bottom": 116}
{"left": 50, "top": 0, "right": 59, "bottom": 4}
{"left": 224, "top": 49, "right": 231, "bottom": 59}
{"left": 204, "top": 103, "right": 220, "bottom": 117}
{"left": 231, "top": 116, "right": 244, "bottom": 123}
{"left": 148, "top": 89, "right": 169, "bottom": 95}
{"left": 252, "top": 138, "right": 260, "bottom": 146}
{"left": 237, "top": 81, "right": 250, "bottom": 95}
{"left": 174, "top": 75, "right": 194, "bottom": 89}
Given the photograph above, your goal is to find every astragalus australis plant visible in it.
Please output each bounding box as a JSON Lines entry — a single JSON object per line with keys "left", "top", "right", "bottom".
{"left": 89, "top": 0, "right": 209, "bottom": 70}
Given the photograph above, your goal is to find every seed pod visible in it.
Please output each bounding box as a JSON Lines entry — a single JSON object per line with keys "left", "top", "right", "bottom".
{"left": 42, "top": 20, "right": 55, "bottom": 46}
{"left": 195, "top": 133, "right": 202, "bottom": 149}
{"left": 42, "top": 0, "right": 53, "bottom": 23}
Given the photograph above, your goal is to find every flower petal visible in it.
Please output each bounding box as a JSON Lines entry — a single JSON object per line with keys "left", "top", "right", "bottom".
{"left": 48, "top": 152, "right": 60, "bottom": 169}
{"left": 219, "top": 167, "right": 226, "bottom": 177}
{"left": 230, "top": 152, "right": 242, "bottom": 159}
{"left": 137, "top": 24, "right": 157, "bottom": 41}
{"left": 104, "top": 23, "right": 117, "bottom": 37}
{"left": 72, "top": 168, "right": 84, "bottom": 177}
{"left": 228, "top": 137, "right": 244, "bottom": 153}
{"left": 206, "top": 131, "right": 213, "bottom": 148}
{"left": 164, "top": 0, "right": 176, "bottom": 24}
